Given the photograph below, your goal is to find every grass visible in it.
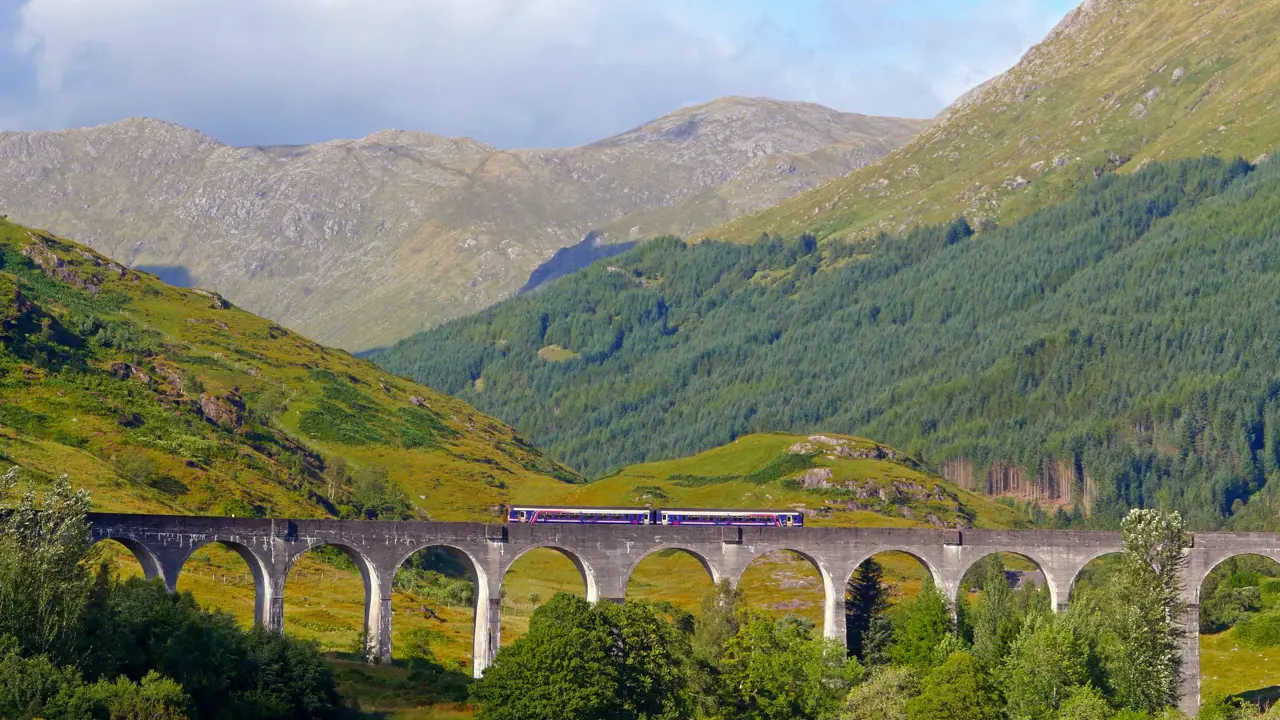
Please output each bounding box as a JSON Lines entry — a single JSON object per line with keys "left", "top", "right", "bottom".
{"left": 706, "top": 0, "right": 1280, "bottom": 246}
{"left": 535, "top": 345, "right": 579, "bottom": 362}
{"left": 518, "top": 432, "right": 1026, "bottom": 530}
{"left": 0, "top": 217, "right": 580, "bottom": 524}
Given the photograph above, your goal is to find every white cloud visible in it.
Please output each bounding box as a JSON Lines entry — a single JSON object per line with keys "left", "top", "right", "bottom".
{"left": 0, "top": 0, "right": 1073, "bottom": 148}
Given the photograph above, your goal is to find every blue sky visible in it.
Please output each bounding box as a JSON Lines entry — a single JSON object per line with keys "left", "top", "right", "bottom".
{"left": 0, "top": 0, "right": 1078, "bottom": 149}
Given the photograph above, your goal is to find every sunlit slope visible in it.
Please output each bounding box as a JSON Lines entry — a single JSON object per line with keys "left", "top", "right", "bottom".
{"left": 707, "top": 0, "right": 1280, "bottom": 244}
{"left": 519, "top": 433, "right": 1024, "bottom": 529}
{"left": 0, "top": 218, "right": 579, "bottom": 521}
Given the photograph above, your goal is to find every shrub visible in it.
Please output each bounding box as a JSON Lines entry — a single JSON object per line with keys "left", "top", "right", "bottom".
{"left": 1234, "top": 613, "right": 1280, "bottom": 650}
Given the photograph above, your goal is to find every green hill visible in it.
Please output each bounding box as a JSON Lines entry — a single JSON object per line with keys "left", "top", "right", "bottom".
{"left": 518, "top": 432, "right": 1024, "bottom": 529}
{"left": 705, "top": 0, "right": 1280, "bottom": 245}
{"left": 376, "top": 155, "right": 1280, "bottom": 529}
{"left": 0, "top": 217, "right": 579, "bottom": 520}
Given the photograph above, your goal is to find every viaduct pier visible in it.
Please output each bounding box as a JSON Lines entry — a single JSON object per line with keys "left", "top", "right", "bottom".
{"left": 87, "top": 513, "right": 1280, "bottom": 716}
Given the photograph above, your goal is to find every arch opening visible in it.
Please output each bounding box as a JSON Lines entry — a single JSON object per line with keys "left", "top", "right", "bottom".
{"left": 626, "top": 548, "right": 717, "bottom": 615}
{"left": 87, "top": 537, "right": 154, "bottom": 583}
{"left": 739, "top": 549, "right": 827, "bottom": 630}
{"left": 282, "top": 543, "right": 374, "bottom": 658}
{"left": 176, "top": 541, "right": 265, "bottom": 629}
{"left": 844, "top": 550, "right": 937, "bottom": 663}
{"left": 1194, "top": 554, "right": 1280, "bottom": 703}
{"left": 387, "top": 545, "right": 481, "bottom": 700}
{"left": 500, "top": 546, "right": 591, "bottom": 647}
{"left": 957, "top": 552, "right": 1053, "bottom": 612}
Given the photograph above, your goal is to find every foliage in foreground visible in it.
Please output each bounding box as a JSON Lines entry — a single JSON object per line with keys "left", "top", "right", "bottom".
{"left": 0, "top": 470, "right": 344, "bottom": 719}
{"left": 471, "top": 510, "right": 1216, "bottom": 720}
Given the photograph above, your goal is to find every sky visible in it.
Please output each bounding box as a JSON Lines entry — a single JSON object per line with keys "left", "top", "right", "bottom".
{"left": 0, "top": 0, "right": 1078, "bottom": 149}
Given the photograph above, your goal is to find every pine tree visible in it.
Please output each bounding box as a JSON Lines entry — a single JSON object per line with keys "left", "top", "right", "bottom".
{"left": 846, "top": 560, "right": 888, "bottom": 661}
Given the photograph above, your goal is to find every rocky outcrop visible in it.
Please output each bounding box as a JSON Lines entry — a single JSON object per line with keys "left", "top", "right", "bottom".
{"left": 199, "top": 390, "right": 245, "bottom": 430}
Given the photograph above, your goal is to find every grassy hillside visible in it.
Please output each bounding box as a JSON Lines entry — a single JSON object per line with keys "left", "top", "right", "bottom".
{"left": 521, "top": 432, "right": 1025, "bottom": 530}
{"left": 706, "top": 0, "right": 1280, "bottom": 245}
{"left": 377, "top": 155, "right": 1280, "bottom": 530}
{"left": 0, "top": 217, "right": 579, "bottom": 520}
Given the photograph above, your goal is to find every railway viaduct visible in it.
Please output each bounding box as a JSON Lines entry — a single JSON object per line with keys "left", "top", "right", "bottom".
{"left": 88, "top": 512, "right": 1280, "bottom": 716}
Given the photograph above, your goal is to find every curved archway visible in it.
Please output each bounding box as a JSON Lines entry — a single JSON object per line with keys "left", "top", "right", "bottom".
{"left": 955, "top": 552, "right": 1054, "bottom": 613}
{"left": 390, "top": 544, "right": 490, "bottom": 679}
{"left": 737, "top": 548, "right": 836, "bottom": 636}
{"left": 843, "top": 550, "right": 939, "bottom": 662}
{"left": 500, "top": 546, "right": 593, "bottom": 646}
{"left": 1066, "top": 551, "right": 1126, "bottom": 606}
{"left": 1193, "top": 553, "right": 1280, "bottom": 701}
{"left": 625, "top": 547, "right": 717, "bottom": 614}
{"left": 282, "top": 543, "right": 378, "bottom": 658}
{"left": 177, "top": 540, "right": 271, "bottom": 628}
{"left": 849, "top": 547, "right": 945, "bottom": 592}
{"left": 87, "top": 537, "right": 155, "bottom": 582}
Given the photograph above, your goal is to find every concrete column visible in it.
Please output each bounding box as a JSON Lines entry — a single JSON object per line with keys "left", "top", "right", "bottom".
{"left": 367, "top": 570, "right": 394, "bottom": 664}
{"left": 476, "top": 597, "right": 501, "bottom": 677}
{"left": 1178, "top": 603, "right": 1200, "bottom": 718}
{"left": 818, "top": 561, "right": 845, "bottom": 645}
{"left": 145, "top": 547, "right": 189, "bottom": 593}
{"left": 265, "top": 577, "right": 286, "bottom": 634}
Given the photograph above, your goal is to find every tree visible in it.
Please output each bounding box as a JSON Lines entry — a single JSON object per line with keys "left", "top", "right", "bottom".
{"left": 693, "top": 579, "right": 742, "bottom": 665}
{"left": 1056, "top": 684, "right": 1114, "bottom": 720}
{"left": 473, "top": 594, "right": 693, "bottom": 720}
{"left": 1102, "top": 510, "right": 1190, "bottom": 713}
{"left": 846, "top": 560, "right": 889, "bottom": 662}
{"left": 717, "top": 613, "right": 861, "bottom": 720}
{"left": 836, "top": 665, "right": 917, "bottom": 720}
{"left": 969, "top": 555, "right": 1015, "bottom": 666}
{"left": 1000, "top": 612, "right": 1095, "bottom": 719}
{"left": 890, "top": 581, "right": 953, "bottom": 671}
{"left": 904, "top": 651, "right": 1000, "bottom": 720}
{"left": 0, "top": 467, "right": 93, "bottom": 664}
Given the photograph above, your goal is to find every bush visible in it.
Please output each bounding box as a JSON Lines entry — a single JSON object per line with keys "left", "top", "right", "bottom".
{"left": 1234, "top": 612, "right": 1280, "bottom": 650}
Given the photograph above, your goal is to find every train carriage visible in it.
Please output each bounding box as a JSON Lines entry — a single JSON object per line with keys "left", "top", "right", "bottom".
{"left": 657, "top": 508, "right": 804, "bottom": 527}
{"left": 506, "top": 505, "right": 654, "bottom": 524}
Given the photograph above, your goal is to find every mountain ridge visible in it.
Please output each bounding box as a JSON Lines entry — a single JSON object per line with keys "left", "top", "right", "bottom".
{"left": 0, "top": 97, "right": 927, "bottom": 350}
{"left": 704, "top": 0, "right": 1280, "bottom": 243}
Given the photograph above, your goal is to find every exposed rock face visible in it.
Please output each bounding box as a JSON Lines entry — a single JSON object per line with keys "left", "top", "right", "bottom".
{"left": 0, "top": 98, "right": 926, "bottom": 350}
{"left": 199, "top": 390, "right": 245, "bottom": 430}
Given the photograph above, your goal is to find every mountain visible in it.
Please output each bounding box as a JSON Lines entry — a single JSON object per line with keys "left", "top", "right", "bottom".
{"left": 0, "top": 217, "right": 578, "bottom": 520}
{"left": 375, "top": 155, "right": 1280, "bottom": 529}
{"left": 705, "top": 0, "right": 1280, "bottom": 244}
{"left": 0, "top": 98, "right": 926, "bottom": 350}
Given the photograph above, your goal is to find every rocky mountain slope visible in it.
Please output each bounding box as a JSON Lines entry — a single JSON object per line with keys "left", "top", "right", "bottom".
{"left": 0, "top": 98, "right": 925, "bottom": 350}
{"left": 706, "top": 0, "right": 1280, "bottom": 243}
{"left": 0, "top": 217, "right": 578, "bottom": 520}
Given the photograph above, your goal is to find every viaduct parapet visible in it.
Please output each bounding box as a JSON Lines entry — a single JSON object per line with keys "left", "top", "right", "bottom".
{"left": 87, "top": 513, "right": 1280, "bottom": 716}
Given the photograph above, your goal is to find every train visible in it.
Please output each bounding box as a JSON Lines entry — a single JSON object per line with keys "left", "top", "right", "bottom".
{"left": 505, "top": 505, "right": 804, "bottom": 527}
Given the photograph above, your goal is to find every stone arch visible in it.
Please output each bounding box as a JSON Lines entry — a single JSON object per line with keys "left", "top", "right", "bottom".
{"left": 847, "top": 547, "right": 945, "bottom": 593}
{"left": 736, "top": 546, "right": 841, "bottom": 640}
{"left": 282, "top": 541, "right": 385, "bottom": 661}
{"left": 955, "top": 551, "right": 1059, "bottom": 612}
{"left": 1064, "top": 549, "right": 1128, "bottom": 605}
{"left": 1193, "top": 550, "right": 1280, "bottom": 604}
{"left": 90, "top": 536, "right": 166, "bottom": 585}
{"left": 501, "top": 544, "right": 599, "bottom": 602}
{"left": 622, "top": 545, "right": 720, "bottom": 589}
{"left": 391, "top": 543, "right": 492, "bottom": 678}
{"left": 178, "top": 539, "right": 273, "bottom": 627}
